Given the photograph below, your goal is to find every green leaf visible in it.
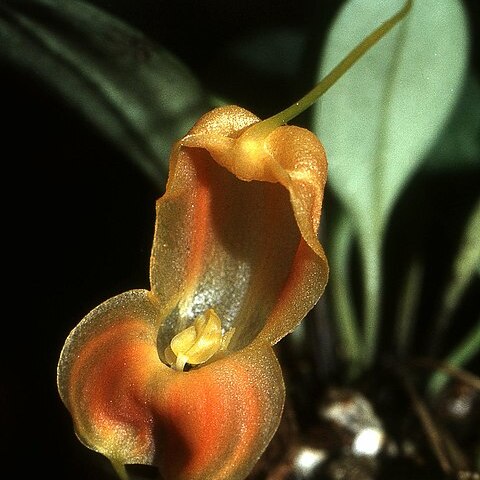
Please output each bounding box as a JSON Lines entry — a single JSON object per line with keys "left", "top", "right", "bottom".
{"left": 0, "top": 0, "right": 213, "bottom": 186}
{"left": 313, "top": 0, "right": 469, "bottom": 368}
{"left": 427, "top": 319, "right": 480, "bottom": 396}
{"left": 424, "top": 74, "right": 480, "bottom": 171}
{"left": 430, "top": 198, "right": 480, "bottom": 354}
{"left": 313, "top": 0, "right": 469, "bottom": 240}
{"left": 395, "top": 257, "right": 424, "bottom": 356}
{"left": 313, "top": 0, "right": 469, "bottom": 366}
{"left": 325, "top": 209, "right": 362, "bottom": 377}
{"left": 449, "top": 199, "right": 480, "bottom": 307}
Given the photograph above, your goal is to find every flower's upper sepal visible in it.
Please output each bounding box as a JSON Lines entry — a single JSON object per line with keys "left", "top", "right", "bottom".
{"left": 57, "top": 105, "right": 328, "bottom": 480}
{"left": 151, "top": 106, "right": 328, "bottom": 348}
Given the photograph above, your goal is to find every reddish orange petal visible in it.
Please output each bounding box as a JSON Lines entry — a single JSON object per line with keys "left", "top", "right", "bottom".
{"left": 57, "top": 290, "right": 284, "bottom": 480}
{"left": 57, "top": 290, "right": 160, "bottom": 464}
{"left": 151, "top": 343, "right": 284, "bottom": 480}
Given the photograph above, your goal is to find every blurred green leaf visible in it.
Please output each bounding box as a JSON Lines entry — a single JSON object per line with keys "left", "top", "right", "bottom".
{"left": 395, "top": 256, "right": 424, "bottom": 357}
{"left": 313, "top": 0, "right": 469, "bottom": 366}
{"left": 430, "top": 198, "right": 480, "bottom": 354}
{"left": 0, "top": 0, "right": 214, "bottom": 186}
{"left": 427, "top": 319, "right": 480, "bottom": 396}
{"left": 325, "top": 209, "right": 361, "bottom": 372}
{"left": 313, "top": 0, "right": 469, "bottom": 241}
{"left": 449, "top": 198, "right": 480, "bottom": 305}
{"left": 424, "top": 74, "right": 480, "bottom": 171}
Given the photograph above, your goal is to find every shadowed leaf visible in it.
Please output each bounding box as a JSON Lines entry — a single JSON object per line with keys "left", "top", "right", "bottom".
{"left": 0, "top": 0, "right": 214, "bottom": 186}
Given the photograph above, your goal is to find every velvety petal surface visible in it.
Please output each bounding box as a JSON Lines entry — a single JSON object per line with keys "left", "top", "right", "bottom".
{"left": 58, "top": 290, "right": 284, "bottom": 480}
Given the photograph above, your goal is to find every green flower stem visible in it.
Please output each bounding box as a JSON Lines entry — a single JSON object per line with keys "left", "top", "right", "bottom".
{"left": 427, "top": 318, "right": 480, "bottom": 396}
{"left": 112, "top": 461, "right": 129, "bottom": 480}
{"left": 247, "top": 0, "right": 413, "bottom": 136}
{"left": 395, "top": 258, "right": 424, "bottom": 356}
{"left": 328, "top": 214, "right": 362, "bottom": 378}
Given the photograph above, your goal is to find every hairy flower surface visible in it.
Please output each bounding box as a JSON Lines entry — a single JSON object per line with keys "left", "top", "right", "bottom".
{"left": 57, "top": 105, "right": 329, "bottom": 480}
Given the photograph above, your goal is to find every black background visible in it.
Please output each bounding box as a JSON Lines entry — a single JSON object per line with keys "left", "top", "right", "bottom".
{"left": 2, "top": 1, "right": 479, "bottom": 479}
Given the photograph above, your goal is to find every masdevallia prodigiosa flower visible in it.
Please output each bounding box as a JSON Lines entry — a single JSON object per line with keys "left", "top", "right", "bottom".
{"left": 57, "top": 104, "right": 328, "bottom": 480}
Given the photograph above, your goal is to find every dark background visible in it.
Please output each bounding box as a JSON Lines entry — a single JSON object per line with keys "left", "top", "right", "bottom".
{"left": 2, "top": 0, "right": 479, "bottom": 478}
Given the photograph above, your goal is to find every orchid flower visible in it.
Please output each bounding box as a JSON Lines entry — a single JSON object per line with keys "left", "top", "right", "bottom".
{"left": 57, "top": 2, "right": 411, "bottom": 479}
{"left": 57, "top": 104, "right": 328, "bottom": 480}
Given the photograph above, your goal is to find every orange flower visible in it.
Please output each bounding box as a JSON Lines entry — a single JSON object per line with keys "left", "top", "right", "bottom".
{"left": 57, "top": 105, "right": 328, "bottom": 480}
